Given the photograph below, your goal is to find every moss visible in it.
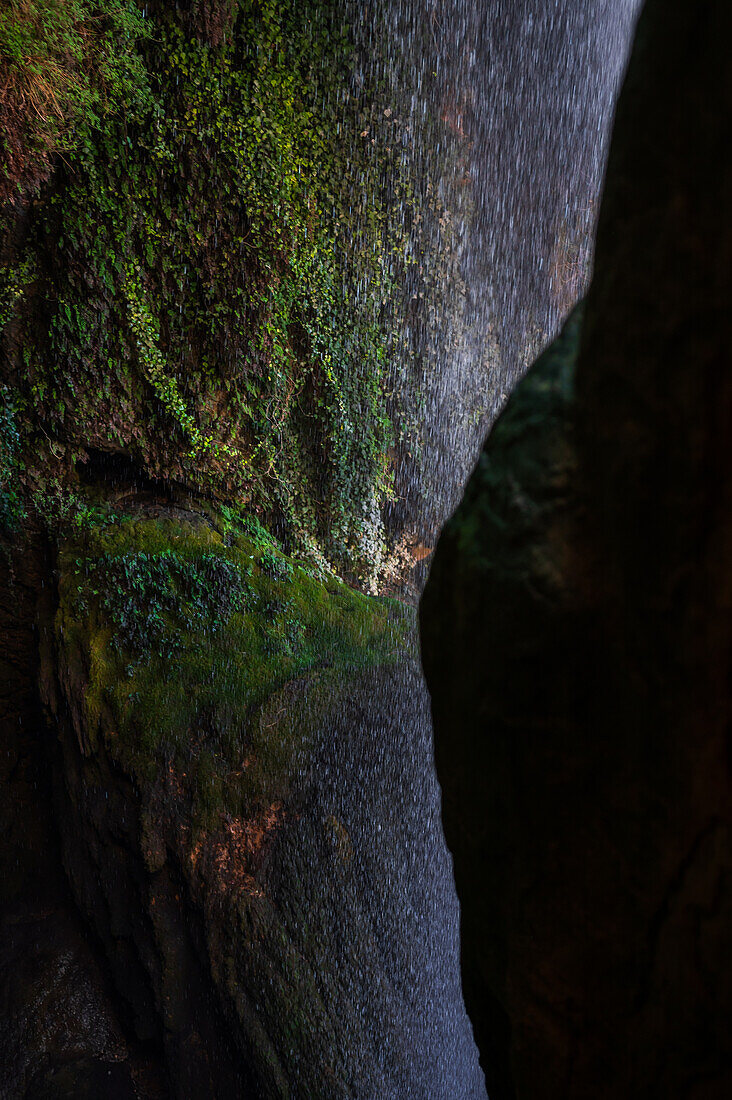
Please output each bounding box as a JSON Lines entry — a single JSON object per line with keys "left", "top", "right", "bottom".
{"left": 56, "top": 506, "right": 412, "bottom": 827}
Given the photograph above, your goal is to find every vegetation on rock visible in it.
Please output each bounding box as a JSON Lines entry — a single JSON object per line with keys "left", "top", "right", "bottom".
{"left": 0, "top": 6, "right": 468, "bottom": 1091}
{"left": 1, "top": 0, "right": 463, "bottom": 590}
{"left": 0, "top": 0, "right": 149, "bottom": 200}
{"left": 57, "top": 506, "right": 411, "bottom": 826}
{"left": 47, "top": 504, "right": 422, "bottom": 1095}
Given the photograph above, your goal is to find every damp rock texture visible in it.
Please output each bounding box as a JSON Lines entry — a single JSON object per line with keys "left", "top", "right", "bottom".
{"left": 0, "top": 0, "right": 638, "bottom": 1095}
{"left": 0, "top": 534, "right": 170, "bottom": 1098}
{"left": 27, "top": 506, "right": 483, "bottom": 1100}
{"left": 420, "top": 1, "right": 732, "bottom": 1097}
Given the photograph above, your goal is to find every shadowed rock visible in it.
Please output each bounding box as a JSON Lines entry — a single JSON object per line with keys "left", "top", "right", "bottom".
{"left": 32, "top": 508, "right": 483, "bottom": 1099}
{"left": 420, "top": 0, "right": 732, "bottom": 1096}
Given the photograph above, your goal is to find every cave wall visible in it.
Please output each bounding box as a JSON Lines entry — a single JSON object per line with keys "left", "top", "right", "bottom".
{"left": 0, "top": 0, "right": 672, "bottom": 1095}
{"left": 0, "top": 530, "right": 171, "bottom": 1097}
{"left": 34, "top": 505, "right": 482, "bottom": 1098}
{"left": 420, "top": 0, "right": 732, "bottom": 1096}
{"left": 0, "top": 486, "right": 484, "bottom": 1097}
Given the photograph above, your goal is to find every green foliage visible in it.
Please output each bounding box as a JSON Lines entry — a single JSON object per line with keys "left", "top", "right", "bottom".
{"left": 0, "top": 385, "right": 25, "bottom": 532}
{"left": 122, "top": 266, "right": 239, "bottom": 463}
{"left": 19, "top": 480, "right": 130, "bottom": 536}
{"left": 57, "top": 511, "right": 411, "bottom": 812}
{"left": 0, "top": 0, "right": 150, "bottom": 197}
{"left": 82, "top": 546, "right": 251, "bottom": 657}
{"left": 239, "top": 512, "right": 279, "bottom": 550}
{"left": 1, "top": 0, "right": 462, "bottom": 589}
{"left": 259, "top": 546, "right": 294, "bottom": 582}
{"left": 0, "top": 257, "right": 36, "bottom": 330}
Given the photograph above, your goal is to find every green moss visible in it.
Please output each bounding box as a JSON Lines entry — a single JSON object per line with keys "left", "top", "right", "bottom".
{"left": 57, "top": 507, "right": 412, "bottom": 826}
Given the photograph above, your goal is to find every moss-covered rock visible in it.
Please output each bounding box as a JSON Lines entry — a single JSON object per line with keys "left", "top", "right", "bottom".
{"left": 36, "top": 502, "right": 481, "bottom": 1097}
{"left": 55, "top": 507, "right": 409, "bottom": 782}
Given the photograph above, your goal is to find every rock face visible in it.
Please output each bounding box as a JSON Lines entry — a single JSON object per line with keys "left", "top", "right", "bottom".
{"left": 420, "top": 1, "right": 732, "bottom": 1097}
{"left": 0, "top": 5, "right": 488, "bottom": 1092}
{"left": 0, "top": 503, "right": 483, "bottom": 1098}
{"left": 0, "top": 532, "right": 169, "bottom": 1098}
{"left": 0, "top": 0, "right": 472, "bottom": 595}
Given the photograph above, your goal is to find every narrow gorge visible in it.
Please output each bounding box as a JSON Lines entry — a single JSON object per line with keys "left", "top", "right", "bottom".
{"left": 2, "top": 2, "right": 727, "bottom": 1099}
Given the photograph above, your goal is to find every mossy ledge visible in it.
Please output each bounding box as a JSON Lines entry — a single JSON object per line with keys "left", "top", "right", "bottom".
{"left": 56, "top": 504, "right": 411, "bottom": 819}
{"left": 39, "top": 501, "right": 418, "bottom": 1094}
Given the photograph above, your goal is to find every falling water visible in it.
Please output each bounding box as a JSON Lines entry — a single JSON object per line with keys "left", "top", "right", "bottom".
{"left": 364, "top": 0, "right": 642, "bottom": 543}
{"left": 319, "top": 1, "right": 641, "bottom": 1096}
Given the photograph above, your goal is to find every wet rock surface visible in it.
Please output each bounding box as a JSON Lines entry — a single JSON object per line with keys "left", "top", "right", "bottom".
{"left": 12, "top": 507, "right": 482, "bottom": 1100}
{"left": 0, "top": 902, "right": 168, "bottom": 1100}
{"left": 0, "top": 503, "right": 483, "bottom": 1098}
{"left": 0, "top": 537, "right": 169, "bottom": 1100}
{"left": 421, "top": 1, "right": 732, "bottom": 1096}
{"left": 0, "top": 1, "right": 642, "bottom": 1095}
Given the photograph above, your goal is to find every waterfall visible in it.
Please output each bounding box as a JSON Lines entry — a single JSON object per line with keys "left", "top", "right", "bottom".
{"left": 357, "top": 0, "right": 641, "bottom": 555}
{"left": 334, "top": 1, "right": 641, "bottom": 1095}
